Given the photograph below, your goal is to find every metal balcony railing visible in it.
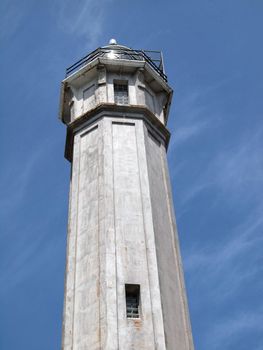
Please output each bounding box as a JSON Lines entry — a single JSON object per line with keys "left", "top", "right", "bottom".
{"left": 66, "top": 47, "right": 167, "bottom": 82}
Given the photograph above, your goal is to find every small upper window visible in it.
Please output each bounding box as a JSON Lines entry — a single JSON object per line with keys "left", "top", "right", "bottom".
{"left": 125, "top": 284, "right": 140, "bottom": 318}
{"left": 114, "top": 82, "right": 128, "bottom": 105}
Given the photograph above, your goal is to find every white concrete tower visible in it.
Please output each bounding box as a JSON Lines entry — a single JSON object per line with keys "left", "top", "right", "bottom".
{"left": 59, "top": 40, "right": 194, "bottom": 350}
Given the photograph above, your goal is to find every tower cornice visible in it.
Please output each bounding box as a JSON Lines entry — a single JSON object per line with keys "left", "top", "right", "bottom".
{"left": 64, "top": 102, "right": 171, "bottom": 162}
{"left": 59, "top": 53, "right": 173, "bottom": 126}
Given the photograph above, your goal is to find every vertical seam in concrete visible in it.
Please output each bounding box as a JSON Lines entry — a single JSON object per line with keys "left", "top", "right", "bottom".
{"left": 134, "top": 120, "right": 156, "bottom": 348}
{"left": 143, "top": 124, "right": 166, "bottom": 350}
{"left": 101, "top": 119, "right": 107, "bottom": 349}
{"left": 160, "top": 147, "right": 192, "bottom": 350}
{"left": 111, "top": 122, "right": 120, "bottom": 350}
{"left": 97, "top": 124, "right": 101, "bottom": 349}
{"left": 71, "top": 135, "right": 82, "bottom": 349}
{"left": 61, "top": 167, "right": 73, "bottom": 350}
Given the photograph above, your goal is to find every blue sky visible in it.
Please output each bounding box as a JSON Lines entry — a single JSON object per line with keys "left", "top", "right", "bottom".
{"left": 0, "top": 0, "right": 263, "bottom": 349}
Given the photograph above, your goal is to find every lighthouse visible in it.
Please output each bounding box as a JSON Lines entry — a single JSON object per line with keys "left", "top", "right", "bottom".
{"left": 59, "top": 39, "right": 194, "bottom": 350}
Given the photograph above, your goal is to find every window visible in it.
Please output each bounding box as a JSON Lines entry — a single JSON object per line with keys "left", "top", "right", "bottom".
{"left": 125, "top": 284, "right": 140, "bottom": 318}
{"left": 114, "top": 82, "right": 128, "bottom": 105}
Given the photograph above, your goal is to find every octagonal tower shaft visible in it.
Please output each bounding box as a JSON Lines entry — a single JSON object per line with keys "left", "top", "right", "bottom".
{"left": 59, "top": 42, "right": 194, "bottom": 350}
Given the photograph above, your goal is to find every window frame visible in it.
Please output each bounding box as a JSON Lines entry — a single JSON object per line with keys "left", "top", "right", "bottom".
{"left": 125, "top": 284, "right": 140, "bottom": 319}
{"left": 114, "top": 81, "right": 129, "bottom": 105}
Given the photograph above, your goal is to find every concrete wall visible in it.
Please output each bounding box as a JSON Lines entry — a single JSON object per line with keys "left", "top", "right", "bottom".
{"left": 67, "top": 69, "right": 166, "bottom": 124}
{"left": 113, "top": 122, "right": 156, "bottom": 349}
{"left": 145, "top": 128, "right": 194, "bottom": 350}
{"left": 62, "top": 117, "right": 169, "bottom": 349}
{"left": 62, "top": 114, "right": 194, "bottom": 350}
{"left": 62, "top": 125, "right": 101, "bottom": 349}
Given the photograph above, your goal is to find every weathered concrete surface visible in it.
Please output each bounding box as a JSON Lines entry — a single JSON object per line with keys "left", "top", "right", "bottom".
{"left": 62, "top": 116, "right": 194, "bottom": 350}
{"left": 59, "top": 60, "right": 172, "bottom": 126}
{"left": 60, "top": 48, "right": 194, "bottom": 350}
{"left": 146, "top": 127, "right": 194, "bottom": 350}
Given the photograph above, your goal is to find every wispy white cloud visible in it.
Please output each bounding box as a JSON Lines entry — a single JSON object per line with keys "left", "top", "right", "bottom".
{"left": 172, "top": 84, "right": 263, "bottom": 348}
{"left": 0, "top": 136, "right": 65, "bottom": 295}
{"left": 171, "top": 118, "right": 210, "bottom": 146}
{"left": 169, "top": 79, "right": 232, "bottom": 149}
{"left": 0, "top": 0, "right": 27, "bottom": 42}
{"left": 180, "top": 125, "right": 263, "bottom": 207}
{"left": 0, "top": 141, "right": 52, "bottom": 214}
{"left": 169, "top": 95, "right": 210, "bottom": 150}
{"left": 54, "top": 0, "right": 113, "bottom": 48}
{"left": 172, "top": 84, "right": 263, "bottom": 349}
{"left": 206, "top": 308, "right": 263, "bottom": 349}
{"left": 184, "top": 150, "right": 263, "bottom": 296}
{"left": 184, "top": 205, "right": 263, "bottom": 348}
{"left": 0, "top": 214, "right": 65, "bottom": 296}
{"left": 185, "top": 209, "right": 263, "bottom": 275}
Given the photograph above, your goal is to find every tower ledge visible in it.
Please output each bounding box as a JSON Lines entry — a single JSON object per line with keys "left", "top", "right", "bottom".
{"left": 64, "top": 102, "right": 171, "bottom": 162}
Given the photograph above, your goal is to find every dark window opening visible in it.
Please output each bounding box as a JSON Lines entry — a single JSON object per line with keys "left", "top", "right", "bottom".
{"left": 114, "top": 82, "right": 128, "bottom": 105}
{"left": 125, "top": 284, "right": 140, "bottom": 318}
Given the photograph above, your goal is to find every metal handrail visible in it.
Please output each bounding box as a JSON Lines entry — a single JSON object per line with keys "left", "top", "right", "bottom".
{"left": 66, "top": 47, "right": 167, "bottom": 81}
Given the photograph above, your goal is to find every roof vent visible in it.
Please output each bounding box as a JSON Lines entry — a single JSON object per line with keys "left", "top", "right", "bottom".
{"left": 109, "top": 38, "right": 117, "bottom": 45}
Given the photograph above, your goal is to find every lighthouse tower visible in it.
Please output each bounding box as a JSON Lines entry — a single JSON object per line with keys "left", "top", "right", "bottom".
{"left": 59, "top": 40, "right": 194, "bottom": 350}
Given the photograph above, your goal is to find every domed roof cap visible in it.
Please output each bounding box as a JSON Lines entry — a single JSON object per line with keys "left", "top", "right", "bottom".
{"left": 101, "top": 39, "right": 144, "bottom": 60}
{"left": 108, "top": 38, "right": 117, "bottom": 45}
{"left": 102, "top": 38, "right": 132, "bottom": 51}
